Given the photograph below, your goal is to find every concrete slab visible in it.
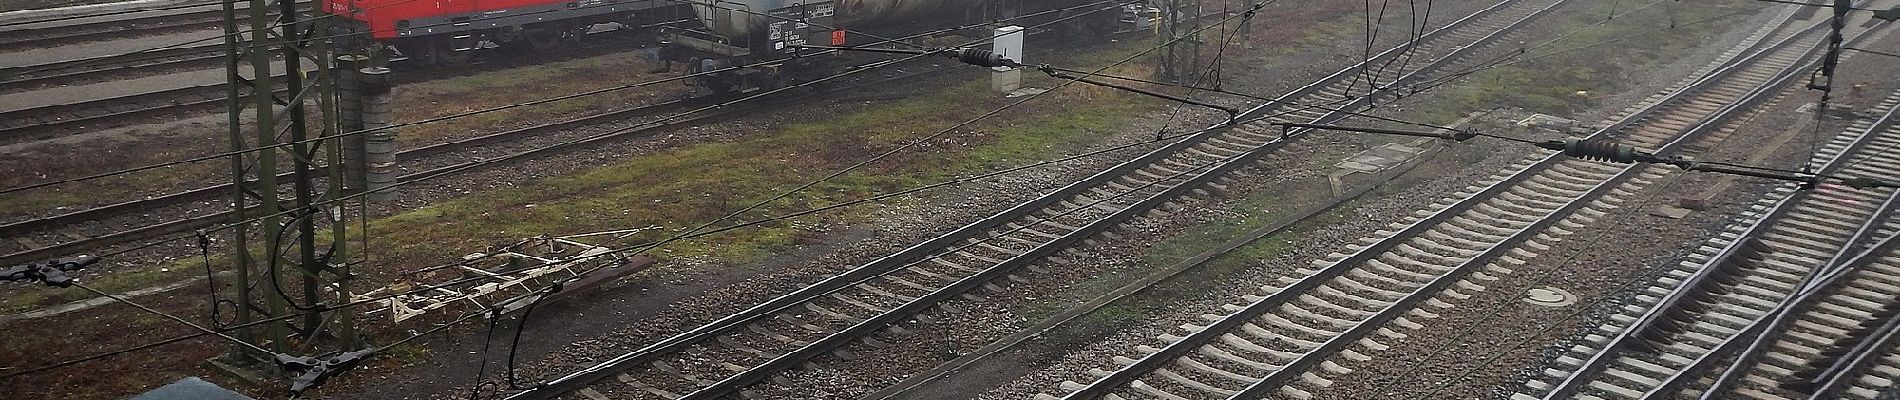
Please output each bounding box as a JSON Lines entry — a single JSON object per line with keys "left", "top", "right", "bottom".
{"left": 1651, "top": 206, "right": 1692, "bottom": 219}
{"left": 1334, "top": 142, "right": 1428, "bottom": 172}
{"left": 130, "top": 377, "right": 255, "bottom": 400}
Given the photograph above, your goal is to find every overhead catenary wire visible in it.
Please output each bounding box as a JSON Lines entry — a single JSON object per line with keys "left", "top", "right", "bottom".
{"left": 1138, "top": 0, "right": 1266, "bottom": 141}
{"left": 1805, "top": 0, "right": 1853, "bottom": 172}
{"left": 1846, "top": 45, "right": 1900, "bottom": 58}
{"left": 1287, "top": 123, "right": 1897, "bottom": 187}
{"left": 1038, "top": 65, "right": 1470, "bottom": 133}
{"left": 1357, "top": 50, "right": 1890, "bottom": 398}
{"left": 65, "top": 281, "right": 275, "bottom": 355}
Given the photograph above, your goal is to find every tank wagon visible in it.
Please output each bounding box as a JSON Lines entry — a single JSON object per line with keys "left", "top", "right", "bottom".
{"left": 666, "top": 0, "right": 1138, "bottom": 94}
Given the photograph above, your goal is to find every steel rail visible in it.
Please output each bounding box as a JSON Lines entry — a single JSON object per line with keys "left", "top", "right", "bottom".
{"left": 1534, "top": 16, "right": 1884, "bottom": 399}
{"left": 1804, "top": 235, "right": 1900, "bottom": 399}
{"left": 0, "top": 64, "right": 957, "bottom": 265}
{"left": 0, "top": 11, "right": 225, "bottom": 50}
{"left": 0, "top": 97, "right": 699, "bottom": 259}
{"left": 0, "top": 81, "right": 236, "bottom": 143}
{"left": 1064, "top": 5, "right": 1831, "bottom": 396}
{"left": 0, "top": 9, "right": 1114, "bottom": 264}
{"left": 0, "top": 45, "right": 221, "bottom": 92}
{"left": 1693, "top": 101, "right": 1900, "bottom": 400}
{"left": 505, "top": 0, "right": 1561, "bottom": 398}
{"left": 1074, "top": 7, "right": 1834, "bottom": 399}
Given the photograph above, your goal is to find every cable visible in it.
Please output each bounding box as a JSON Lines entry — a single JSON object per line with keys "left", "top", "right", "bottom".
{"left": 1139, "top": 0, "right": 1264, "bottom": 141}
{"left": 1041, "top": 65, "right": 1467, "bottom": 133}
{"left": 1370, "top": 0, "right": 1433, "bottom": 88}
{"left": 466, "top": 310, "right": 506, "bottom": 400}
{"left": 1806, "top": 0, "right": 1853, "bottom": 173}
{"left": 195, "top": 230, "right": 236, "bottom": 328}
{"left": 1755, "top": 0, "right": 1879, "bottom": 11}
{"left": 1361, "top": 62, "right": 1868, "bottom": 400}
{"left": 1846, "top": 46, "right": 1900, "bottom": 58}
{"left": 66, "top": 281, "right": 275, "bottom": 354}
{"left": 1366, "top": 0, "right": 1419, "bottom": 83}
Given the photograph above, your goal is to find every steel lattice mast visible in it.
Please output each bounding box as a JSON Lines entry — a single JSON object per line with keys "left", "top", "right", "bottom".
{"left": 217, "top": 0, "right": 364, "bottom": 373}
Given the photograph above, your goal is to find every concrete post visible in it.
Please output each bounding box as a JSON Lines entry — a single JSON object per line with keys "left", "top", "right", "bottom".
{"left": 359, "top": 67, "right": 398, "bottom": 203}
{"left": 336, "top": 54, "right": 368, "bottom": 193}
{"left": 991, "top": 26, "right": 1024, "bottom": 93}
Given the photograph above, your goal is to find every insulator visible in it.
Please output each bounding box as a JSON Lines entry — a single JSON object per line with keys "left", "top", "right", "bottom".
{"left": 956, "top": 48, "right": 1014, "bottom": 68}
{"left": 1562, "top": 138, "right": 1639, "bottom": 163}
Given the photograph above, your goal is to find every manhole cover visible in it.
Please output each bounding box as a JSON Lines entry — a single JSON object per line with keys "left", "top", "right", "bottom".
{"left": 1524, "top": 287, "right": 1576, "bottom": 307}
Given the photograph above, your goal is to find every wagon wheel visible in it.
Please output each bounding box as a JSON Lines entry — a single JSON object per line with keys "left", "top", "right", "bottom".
{"left": 521, "top": 27, "right": 566, "bottom": 52}
{"left": 434, "top": 36, "right": 476, "bottom": 66}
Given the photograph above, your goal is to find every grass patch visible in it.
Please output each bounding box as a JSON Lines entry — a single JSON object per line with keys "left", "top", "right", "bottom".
{"left": 394, "top": 52, "right": 675, "bottom": 145}
{"left": 0, "top": 52, "right": 668, "bottom": 218}
{"left": 1422, "top": 0, "right": 1755, "bottom": 118}
{"left": 366, "top": 76, "right": 1158, "bottom": 276}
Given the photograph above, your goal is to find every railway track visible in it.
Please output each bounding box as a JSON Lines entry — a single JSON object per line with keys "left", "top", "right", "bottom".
{"left": 0, "top": 28, "right": 676, "bottom": 143}
{"left": 0, "top": 2, "right": 261, "bottom": 52}
{"left": 1033, "top": 6, "right": 1860, "bottom": 400}
{"left": 0, "top": 43, "right": 223, "bottom": 94}
{"left": 0, "top": 79, "right": 241, "bottom": 144}
{"left": 0, "top": 38, "right": 1109, "bottom": 266}
{"left": 0, "top": 5, "right": 1200, "bottom": 265}
{"left": 0, "top": 95, "right": 695, "bottom": 263}
{"left": 0, "top": 17, "right": 678, "bottom": 95}
{"left": 1514, "top": 49, "right": 1900, "bottom": 400}
{"left": 496, "top": 0, "right": 1603, "bottom": 398}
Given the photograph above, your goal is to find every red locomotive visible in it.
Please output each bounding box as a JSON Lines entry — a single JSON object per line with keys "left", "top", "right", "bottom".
{"left": 323, "top": 0, "right": 688, "bottom": 65}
